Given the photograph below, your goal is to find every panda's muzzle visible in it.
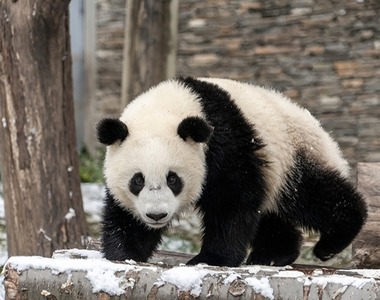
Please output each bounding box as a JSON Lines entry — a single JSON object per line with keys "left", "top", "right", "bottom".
{"left": 143, "top": 211, "right": 171, "bottom": 228}
{"left": 146, "top": 212, "right": 167, "bottom": 221}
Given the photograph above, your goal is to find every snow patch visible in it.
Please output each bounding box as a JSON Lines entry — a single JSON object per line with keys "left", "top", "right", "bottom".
{"left": 310, "top": 274, "right": 375, "bottom": 289}
{"left": 158, "top": 266, "right": 211, "bottom": 297}
{"left": 65, "top": 208, "right": 76, "bottom": 220}
{"left": 244, "top": 265, "right": 282, "bottom": 275}
{"left": 124, "top": 259, "right": 137, "bottom": 265}
{"left": 223, "top": 272, "right": 240, "bottom": 284}
{"left": 38, "top": 228, "right": 52, "bottom": 242}
{"left": 86, "top": 268, "right": 131, "bottom": 295}
{"left": 81, "top": 183, "right": 106, "bottom": 223}
{"left": 5, "top": 255, "right": 157, "bottom": 296}
{"left": 346, "top": 269, "right": 380, "bottom": 279}
{"left": 312, "top": 269, "right": 324, "bottom": 276}
{"left": 274, "top": 270, "right": 305, "bottom": 278}
{"left": 245, "top": 277, "right": 274, "bottom": 300}
{"left": 52, "top": 248, "right": 103, "bottom": 260}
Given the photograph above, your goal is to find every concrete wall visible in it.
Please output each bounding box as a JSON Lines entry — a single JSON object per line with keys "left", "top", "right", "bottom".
{"left": 96, "top": 0, "right": 380, "bottom": 180}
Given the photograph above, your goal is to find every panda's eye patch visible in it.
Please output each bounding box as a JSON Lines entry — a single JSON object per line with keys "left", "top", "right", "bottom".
{"left": 129, "top": 172, "right": 145, "bottom": 195}
{"left": 167, "top": 171, "right": 183, "bottom": 196}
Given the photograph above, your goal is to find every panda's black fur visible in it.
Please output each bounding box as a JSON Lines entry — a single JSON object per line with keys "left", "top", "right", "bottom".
{"left": 178, "top": 77, "right": 269, "bottom": 266}
{"left": 98, "top": 77, "right": 367, "bottom": 267}
{"left": 102, "top": 190, "right": 165, "bottom": 262}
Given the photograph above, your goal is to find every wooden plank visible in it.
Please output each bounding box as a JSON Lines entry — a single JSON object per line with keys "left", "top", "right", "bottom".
{"left": 352, "top": 162, "right": 380, "bottom": 268}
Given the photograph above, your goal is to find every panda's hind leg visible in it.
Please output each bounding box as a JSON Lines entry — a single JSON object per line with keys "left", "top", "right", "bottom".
{"left": 303, "top": 174, "right": 367, "bottom": 262}
{"left": 285, "top": 153, "right": 368, "bottom": 262}
{"left": 247, "top": 212, "right": 303, "bottom": 266}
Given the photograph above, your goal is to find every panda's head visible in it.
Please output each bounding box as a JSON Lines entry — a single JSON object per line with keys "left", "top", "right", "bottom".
{"left": 97, "top": 115, "right": 213, "bottom": 229}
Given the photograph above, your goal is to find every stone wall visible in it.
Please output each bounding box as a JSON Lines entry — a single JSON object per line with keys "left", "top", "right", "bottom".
{"left": 96, "top": 0, "right": 380, "bottom": 180}
{"left": 96, "top": 0, "right": 126, "bottom": 117}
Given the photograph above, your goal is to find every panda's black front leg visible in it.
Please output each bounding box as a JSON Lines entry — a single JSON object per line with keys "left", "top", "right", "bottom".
{"left": 102, "top": 191, "right": 164, "bottom": 262}
{"left": 187, "top": 206, "right": 260, "bottom": 267}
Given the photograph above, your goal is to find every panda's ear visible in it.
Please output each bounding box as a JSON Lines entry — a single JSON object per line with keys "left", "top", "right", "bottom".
{"left": 177, "top": 116, "right": 213, "bottom": 143}
{"left": 97, "top": 118, "right": 129, "bottom": 145}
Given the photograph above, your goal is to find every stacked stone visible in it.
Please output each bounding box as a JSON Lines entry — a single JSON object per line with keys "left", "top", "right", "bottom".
{"left": 177, "top": 0, "right": 380, "bottom": 180}
{"left": 96, "top": 0, "right": 126, "bottom": 116}
{"left": 96, "top": 0, "right": 380, "bottom": 180}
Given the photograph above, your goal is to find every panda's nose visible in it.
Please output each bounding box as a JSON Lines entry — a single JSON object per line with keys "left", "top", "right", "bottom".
{"left": 146, "top": 212, "right": 168, "bottom": 221}
{"left": 149, "top": 185, "right": 161, "bottom": 191}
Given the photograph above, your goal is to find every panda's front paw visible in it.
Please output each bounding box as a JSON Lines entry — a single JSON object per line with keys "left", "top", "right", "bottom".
{"left": 187, "top": 252, "right": 242, "bottom": 267}
{"left": 187, "top": 252, "right": 210, "bottom": 266}
{"left": 246, "top": 252, "right": 299, "bottom": 266}
{"left": 313, "top": 242, "right": 337, "bottom": 261}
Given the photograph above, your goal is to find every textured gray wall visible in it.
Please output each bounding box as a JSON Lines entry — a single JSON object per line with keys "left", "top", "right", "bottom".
{"left": 96, "top": 0, "right": 380, "bottom": 180}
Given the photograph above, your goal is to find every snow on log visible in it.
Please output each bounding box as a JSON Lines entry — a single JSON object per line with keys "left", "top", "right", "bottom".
{"left": 3, "top": 249, "right": 380, "bottom": 299}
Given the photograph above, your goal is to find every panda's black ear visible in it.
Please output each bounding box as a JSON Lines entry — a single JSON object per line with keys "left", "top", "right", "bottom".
{"left": 97, "top": 118, "right": 129, "bottom": 145}
{"left": 177, "top": 116, "right": 213, "bottom": 143}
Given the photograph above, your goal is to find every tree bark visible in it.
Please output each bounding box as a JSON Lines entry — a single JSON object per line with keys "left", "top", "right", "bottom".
{"left": 0, "top": 0, "right": 88, "bottom": 257}
{"left": 352, "top": 163, "right": 380, "bottom": 268}
{"left": 4, "top": 250, "right": 380, "bottom": 300}
{"left": 121, "top": 0, "right": 179, "bottom": 106}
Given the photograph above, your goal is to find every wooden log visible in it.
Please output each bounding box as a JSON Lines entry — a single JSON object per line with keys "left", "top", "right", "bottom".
{"left": 352, "top": 162, "right": 380, "bottom": 268}
{"left": 4, "top": 249, "right": 380, "bottom": 299}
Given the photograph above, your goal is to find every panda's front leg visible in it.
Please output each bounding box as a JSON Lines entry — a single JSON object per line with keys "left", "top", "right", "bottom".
{"left": 187, "top": 207, "right": 260, "bottom": 267}
{"left": 102, "top": 191, "right": 165, "bottom": 262}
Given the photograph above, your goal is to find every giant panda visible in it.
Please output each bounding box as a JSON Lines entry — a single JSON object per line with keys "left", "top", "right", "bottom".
{"left": 97, "top": 77, "right": 367, "bottom": 267}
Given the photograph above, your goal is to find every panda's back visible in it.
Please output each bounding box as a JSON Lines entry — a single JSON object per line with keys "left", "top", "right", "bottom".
{"left": 197, "top": 78, "right": 349, "bottom": 211}
{"left": 199, "top": 78, "right": 348, "bottom": 175}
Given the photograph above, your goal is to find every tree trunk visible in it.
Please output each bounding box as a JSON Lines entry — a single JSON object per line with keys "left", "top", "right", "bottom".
{"left": 352, "top": 163, "right": 380, "bottom": 268}
{"left": 121, "top": 0, "right": 179, "bottom": 106}
{"left": 0, "top": 0, "right": 88, "bottom": 257}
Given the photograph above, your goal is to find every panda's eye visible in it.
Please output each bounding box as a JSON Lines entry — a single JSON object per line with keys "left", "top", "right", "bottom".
{"left": 130, "top": 172, "right": 145, "bottom": 195}
{"left": 167, "top": 175, "right": 177, "bottom": 186}
{"left": 134, "top": 175, "right": 144, "bottom": 186}
{"left": 167, "top": 171, "right": 183, "bottom": 196}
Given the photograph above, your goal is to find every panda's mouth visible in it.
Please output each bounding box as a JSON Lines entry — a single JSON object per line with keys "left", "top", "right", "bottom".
{"left": 145, "top": 221, "right": 169, "bottom": 229}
